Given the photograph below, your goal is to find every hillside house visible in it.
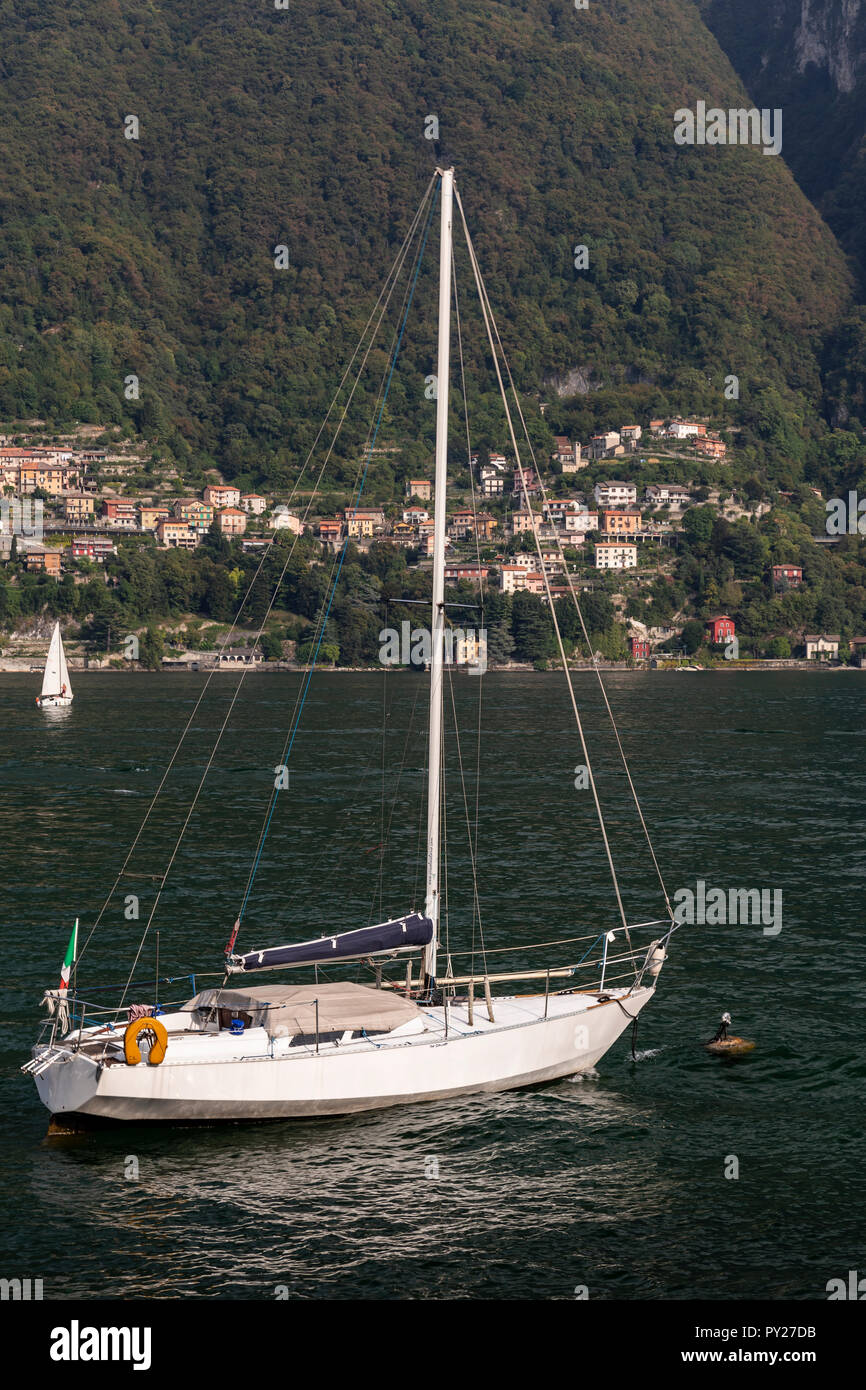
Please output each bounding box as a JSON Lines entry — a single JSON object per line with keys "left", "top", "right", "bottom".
{"left": 140, "top": 504, "right": 171, "bottom": 531}
{"left": 706, "top": 615, "right": 735, "bottom": 646}
{"left": 270, "top": 506, "right": 303, "bottom": 534}
{"left": 500, "top": 565, "right": 545, "bottom": 594}
{"left": 479, "top": 464, "right": 505, "bottom": 496}
{"left": 157, "top": 519, "right": 198, "bottom": 550}
{"left": 771, "top": 564, "right": 803, "bottom": 589}
{"left": 668, "top": 419, "right": 705, "bottom": 439}
{"left": 19, "top": 463, "right": 79, "bottom": 496}
{"left": 594, "top": 543, "right": 637, "bottom": 570}
{"left": 551, "top": 436, "right": 579, "bottom": 468}
{"left": 589, "top": 431, "right": 622, "bottom": 460}
{"left": 695, "top": 436, "right": 727, "bottom": 459}
{"left": 71, "top": 536, "right": 116, "bottom": 562}
{"left": 204, "top": 484, "right": 241, "bottom": 510}
{"left": 645, "top": 484, "right": 691, "bottom": 507}
{"left": 804, "top": 634, "right": 839, "bottom": 661}
{"left": 444, "top": 562, "right": 489, "bottom": 586}
{"left": 64, "top": 494, "right": 95, "bottom": 523}
{"left": 512, "top": 466, "right": 540, "bottom": 497}
{"left": 345, "top": 507, "right": 385, "bottom": 538}
{"left": 241, "top": 494, "right": 268, "bottom": 515}
{"left": 405, "top": 479, "right": 432, "bottom": 501}
{"left": 174, "top": 499, "right": 213, "bottom": 532}
{"left": 217, "top": 506, "right": 247, "bottom": 535}
{"left": 601, "top": 508, "right": 642, "bottom": 536}
{"left": 563, "top": 510, "right": 598, "bottom": 535}
{"left": 620, "top": 425, "right": 642, "bottom": 450}
{"left": 25, "top": 548, "right": 62, "bottom": 575}
{"left": 102, "top": 498, "right": 139, "bottom": 529}
{"left": 512, "top": 507, "right": 540, "bottom": 535}
{"left": 543, "top": 498, "right": 580, "bottom": 523}
{"left": 403, "top": 506, "right": 429, "bottom": 525}
{"left": 594, "top": 481, "right": 637, "bottom": 508}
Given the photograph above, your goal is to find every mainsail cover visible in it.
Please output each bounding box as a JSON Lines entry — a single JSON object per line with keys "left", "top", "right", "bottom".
{"left": 228, "top": 912, "right": 433, "bottom": 973}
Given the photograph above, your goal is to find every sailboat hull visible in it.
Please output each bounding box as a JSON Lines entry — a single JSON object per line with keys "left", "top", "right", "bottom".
{"left": 37, "top": 696, "right": 73, "bottom": 708}
{"left": 33, "top": 987, "right": 655, "bottom": 1123}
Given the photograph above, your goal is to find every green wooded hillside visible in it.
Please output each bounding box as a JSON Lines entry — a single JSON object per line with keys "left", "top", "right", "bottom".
{"left": 0, "top": 0, "right": 854, "bottom": 489}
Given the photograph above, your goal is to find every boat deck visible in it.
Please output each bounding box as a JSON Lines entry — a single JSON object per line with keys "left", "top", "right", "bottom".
{"left": 55, "top": 987, "right": 634, "bottom": 1069}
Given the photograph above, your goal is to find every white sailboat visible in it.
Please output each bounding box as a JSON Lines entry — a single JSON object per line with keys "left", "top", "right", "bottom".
{"left": 36, "top": 621, "right": 73, "bottom": 708}
{"left": 25, "top": 169, "right": 677, "bottom": 1124}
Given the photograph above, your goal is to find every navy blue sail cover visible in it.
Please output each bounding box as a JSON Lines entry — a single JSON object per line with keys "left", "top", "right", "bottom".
{"left": 230, "top": 912, "right": 433, "bottom": 973}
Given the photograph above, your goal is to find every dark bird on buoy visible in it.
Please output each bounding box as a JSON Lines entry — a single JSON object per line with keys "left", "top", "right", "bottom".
{"left": 712, "top": 1011, "right": 732, "bottom": 1043}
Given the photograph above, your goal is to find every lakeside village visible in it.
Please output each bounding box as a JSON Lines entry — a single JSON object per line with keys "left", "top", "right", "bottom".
{"left": 0, "top": 417, "right": 861, "bottom": 670}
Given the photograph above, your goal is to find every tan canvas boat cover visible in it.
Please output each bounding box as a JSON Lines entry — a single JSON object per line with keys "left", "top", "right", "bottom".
{"left": 184, "top": 982, "right": 422, "bottom": 1038}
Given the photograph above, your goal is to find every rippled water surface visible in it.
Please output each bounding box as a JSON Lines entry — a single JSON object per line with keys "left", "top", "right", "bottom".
{"left": 1, "top": 670, "right": 864, "bottom": 1300}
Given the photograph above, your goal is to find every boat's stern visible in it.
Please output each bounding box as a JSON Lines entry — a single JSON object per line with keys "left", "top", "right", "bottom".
{"left": 24, "top": 1045, "right": 102, "bottom": 1116}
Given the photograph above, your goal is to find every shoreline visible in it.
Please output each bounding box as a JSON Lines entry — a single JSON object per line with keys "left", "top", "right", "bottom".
{"left": 0, "top": 658, "right": 859, "bottom": 675}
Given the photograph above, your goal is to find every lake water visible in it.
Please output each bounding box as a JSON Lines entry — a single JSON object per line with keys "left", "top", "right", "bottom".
{"left": 1, "top": 669, "right": 864, "bottom": 1300}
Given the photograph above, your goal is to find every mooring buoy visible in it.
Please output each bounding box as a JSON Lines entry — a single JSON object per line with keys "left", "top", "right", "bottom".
{"left": 705, "top": 1010, "right": 754, "bottom": 1055}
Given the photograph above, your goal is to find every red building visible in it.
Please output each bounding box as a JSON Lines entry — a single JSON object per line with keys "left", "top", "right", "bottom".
{"left": 72, "top": 537, "right": 116, "bottom": 562}
{"left": 629, "top": 637, "right": 651, "bottom": 660}
{"left": 771, "top": 564, "right": 802, "bottom": 589}
{"left": 444, "top": 562, "right": 489, "bottom": 586}
{"left": 706, "top": 615, "right": 735, "bottom": 645}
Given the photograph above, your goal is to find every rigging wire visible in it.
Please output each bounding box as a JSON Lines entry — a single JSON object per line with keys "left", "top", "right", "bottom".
{"left": 231, "top": 180, "right": 440, "bottom": 943}
{"left": 444, "top": 660, "right": 488, "bottom": 977}
{"left": 453, "top": 185, "right": 631, "bottom": 943}
{"left": 79, "top": 173, "right": 439, "bottom": 980}
{"left": 106, "top": 181, "right": 438, "bottom": 1000}
{"left": 368, "top": 674, "right": 425, "bottom": 928}
{"left": 471, "top": 254, "right": 675, "bottom": 928}
{"left": 451, "top": 247, "right": 487, "bottom": 978}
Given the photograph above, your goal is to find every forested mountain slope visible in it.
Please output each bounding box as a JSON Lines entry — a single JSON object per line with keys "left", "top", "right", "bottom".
{"left": 0, "top": 0, "right": 853, "bottom": 488}
{"left": 698, "top": 0, "right": 866, "bottom": 277}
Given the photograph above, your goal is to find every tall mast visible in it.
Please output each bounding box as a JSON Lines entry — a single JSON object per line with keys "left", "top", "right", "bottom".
{"left": 423, "top": 166, "right": 454, "bottom": 987}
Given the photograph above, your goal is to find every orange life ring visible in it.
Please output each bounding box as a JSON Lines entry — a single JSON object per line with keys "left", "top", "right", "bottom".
{"left": 123, "top": 1015, "right": 168, "bottom": 1066}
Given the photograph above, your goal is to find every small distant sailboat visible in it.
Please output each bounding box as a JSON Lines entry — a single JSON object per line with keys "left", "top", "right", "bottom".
{"left": 36, "top": 621, "right": 73, "bottom": 708}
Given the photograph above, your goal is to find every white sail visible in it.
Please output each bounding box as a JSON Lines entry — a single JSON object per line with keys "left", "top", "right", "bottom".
{"left": 41, "top": 622, "right": 72, "bottom": 699}
{"left": 41, "top": 623, "right": 62, "bottom": 697}
{"left": 58, "top": 628, "right": 72, "bottom": 699}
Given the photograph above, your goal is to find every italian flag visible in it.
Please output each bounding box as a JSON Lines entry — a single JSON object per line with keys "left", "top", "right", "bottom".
{"left": 59, "top": 919, "right": 78, "bottom": 992}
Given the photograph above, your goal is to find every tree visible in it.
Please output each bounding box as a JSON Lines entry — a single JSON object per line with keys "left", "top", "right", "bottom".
{"left": 511, "top": 592, "right": 555, "bottom": 662}
{"left": 486, "top": 618, "right": 515, "bottom": 665}
{"left": 681, "top": 619, "right": 705, "bottom": 654}
{"left": 682, "top": 505, "right": 717, "bottom": 548}
{"left": 766, "top": 636, "right": 791, "bottom": 657}
{"left": 580, "top": 591, "right": 614, "bottom": 635}
{"left": 260, "top": 631, "right": 284, "bottom": 661}
{"left": 139, "top": 626, "right": 165, "bottom": 669}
